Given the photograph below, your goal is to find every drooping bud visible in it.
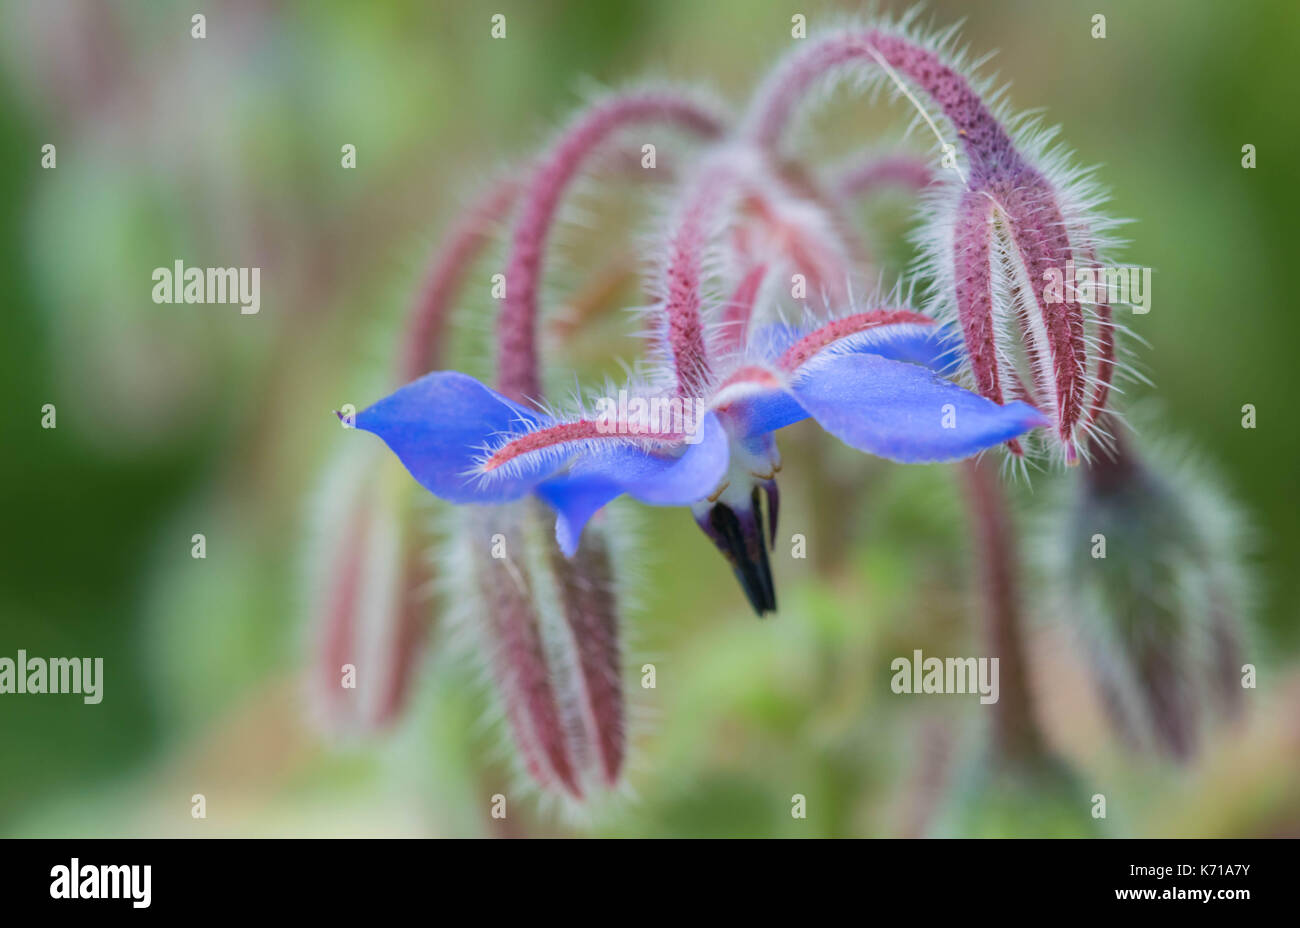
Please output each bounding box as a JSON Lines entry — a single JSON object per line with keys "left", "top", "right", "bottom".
{"left": 306, "top": 173, "right": 520, "bottom": 734}
{"left": 496, "top": 89, "right": 727, "bottom": 403}
{"left": 546, "top": 533, "right": 626, "bottom": 786}
{"left": 1045, "top": 423, "right": 1250, "bottom": 759}
{"left": 747, "top": 21, "right": 1124, "bottom": 462}
{"left": 446, "top": 91, "right": 693, "bottom": 801}
{"left": 305, "top": 446, "right": 432, "bottom": 733}
{"left": 451, "top": 499, "right": 629, "bottom": 799}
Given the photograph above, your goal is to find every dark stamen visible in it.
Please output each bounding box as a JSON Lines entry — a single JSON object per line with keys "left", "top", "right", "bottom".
{"left": 699, "top": 488, "right": 777, "bottom": 617}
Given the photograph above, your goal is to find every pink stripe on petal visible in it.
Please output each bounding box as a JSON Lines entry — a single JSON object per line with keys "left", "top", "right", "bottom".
{"left": 718, "top": 364, "right": 784, "bottom": 392}
{"left": 483, "top": 420, "right": 609, "bottom": 472}
{"left": 710, "top": 365, "right": 787, "bottom": 413}
{"left": 483, "top": 419, "right": 689, "bottom": 473}
{"left": 777, "top": 309, "right": 935, "bottom": 373}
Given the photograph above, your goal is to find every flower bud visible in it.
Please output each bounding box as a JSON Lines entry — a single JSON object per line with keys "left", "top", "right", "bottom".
{"left": 448, "top": 498, "right": 630, "bottom": 801}
{"left": 1046, "top": 427, "right": 1249, "bottom": 759}
{"left": 303, "top": 445, "right": 432, "bottom": 734}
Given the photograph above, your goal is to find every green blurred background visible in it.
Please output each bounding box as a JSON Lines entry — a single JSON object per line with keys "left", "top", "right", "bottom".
{"left": 1, "top": 0, "right": 1297, "bottom": 837}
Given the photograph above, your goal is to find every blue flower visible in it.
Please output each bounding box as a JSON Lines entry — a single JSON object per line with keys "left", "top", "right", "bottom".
{"left": 354, "top": 311, "right": 1048, "bottom": 615}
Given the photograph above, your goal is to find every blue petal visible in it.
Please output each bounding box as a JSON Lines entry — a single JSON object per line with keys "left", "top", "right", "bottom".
{"left": 578, "top": 411, "right": 730, "bottom": 504}
{"left": 777, "top": 321, "right": 964, "bottom": 373}
{"left": 535, "top": 412, "right": 730, "bottom": 555}
{"left": 730, "top": 390, "right": 810, "bottom": 439}
{"left": 837, "top": 322, "right": 964, "bottom": 375}
{"left": 730, "top": 322, "right": 965, "bottom": 439}
{"left": 790, "top": 352, "right": 1048, "bottom": 462}
{"left": 354, "top": 371, "right": 550, "bottom": 503}
{"left": 534, "top": 474, "right": 624, "bottom": 557}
